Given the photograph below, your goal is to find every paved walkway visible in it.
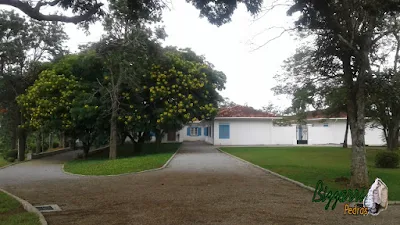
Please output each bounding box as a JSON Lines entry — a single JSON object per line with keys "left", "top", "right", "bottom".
{"left": 1, "top": 142, "right": 399, "bottom": 225}
{"left": 0, "top": 150, "right": 81, "bottom": 186}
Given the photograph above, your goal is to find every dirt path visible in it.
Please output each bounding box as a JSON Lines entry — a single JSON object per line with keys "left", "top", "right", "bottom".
{"left": 1, "top": 142, "right": 399, "bottom": 225}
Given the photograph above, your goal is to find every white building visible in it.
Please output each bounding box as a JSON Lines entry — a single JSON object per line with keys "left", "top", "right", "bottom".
{"left": 157, "top": 105, "right": 386, "bottom": 146}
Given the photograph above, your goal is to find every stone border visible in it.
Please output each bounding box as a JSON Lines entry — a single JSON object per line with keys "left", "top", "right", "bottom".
{"left": 0, "top": 188, "right": 48, "bottom": 225}
{"left": 216, "top": 147, "right": 400, "bottom": 206}
{"left": 0, "top": 161, "right": 23, "bottom": 170}
{"left": 62, "top": 145, "right": 181, "bottom": 177}
{"left": 31, "top": 147, "right": 75, "bottom": 159}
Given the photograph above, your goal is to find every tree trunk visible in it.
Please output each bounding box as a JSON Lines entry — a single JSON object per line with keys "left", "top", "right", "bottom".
{"left": 82, "top": 143, "right": 90, "bottom": 159}
{"left": 10, "top": 124, "right": 17, "bottom": 150}
{"left": 48, "top": 133, "right": 53, "bottom": 151}
{"left": 387, "top": 123, "right": 399, "bottom": 151}
{"left": 17, "top": 126, "right": 26, "bottom": 161}
{"left": 35, "top": 131, "right": 41, "bottom": 154}
{"left": 109, "top": 97, "right": 118, "bottom": 160}
{"left": 119, "top": 132, "right": 127, "bottom": 145}
{"left": 343, "top": 53, "right": 369, "bottom": 189}
{"left": 41, "top": 131, "right": 44, "bottom": 152}
{"left": 60, "top": 132, "right": 65, "bottom": 148}
{"left": 69, "top": 138, "right": 76, "bottom": 150}
{"left": 155, "top": 129, "right": 162, "bottom": 150}
{"left": 343, "top": 115, "right": 349, "bottom": 148}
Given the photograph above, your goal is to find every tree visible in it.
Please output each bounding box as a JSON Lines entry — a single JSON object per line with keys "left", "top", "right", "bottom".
{"left": 0, "top": 10, "right": 68, "bottom": 160}
{"left": 0, "top": 0, "right": 262, "bottom": 26}
{"left": 97, "top": 12, "right": 154, "bottom": 159}
{"left": 16, "top": 70, "right": 80, "bottom": 141}
{"left": 219, "top": 97, "right": 237, "bottom": 108}
{"left": 119, "top": 47, "right": 226, "bottom": 149}
{"left": 273, "top": 45, "right": 350, "bottom": 147}
{"left": 287, "top": 0, "right": 400, "bottom": 188}
{"left": 70, "top": 92, "right": 109, "bottom": 157}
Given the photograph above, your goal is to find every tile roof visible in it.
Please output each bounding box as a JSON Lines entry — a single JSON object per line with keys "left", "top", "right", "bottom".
{"left": 217, "top": 105, "right": 276, "bottom": 117}
{"left": 306, "top": 110, "right": 347, "bottom": 119}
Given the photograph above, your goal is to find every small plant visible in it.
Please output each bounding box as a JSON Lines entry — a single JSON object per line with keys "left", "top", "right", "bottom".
{"left": 52, "top": 142, "right": 60, "bottom": 148}
{"left": 6, "top": 157, "right": 15, "bottom": 163}
{"left": 375, "top": 151, "right": 400, "bottom": 168}
{"left": 3, "top": 150, "right": 18, "bottom": 160}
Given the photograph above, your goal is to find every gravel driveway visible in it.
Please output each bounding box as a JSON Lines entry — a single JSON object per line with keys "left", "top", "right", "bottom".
{"left": 1, "top": 142, "right": 400, "bottom": 225}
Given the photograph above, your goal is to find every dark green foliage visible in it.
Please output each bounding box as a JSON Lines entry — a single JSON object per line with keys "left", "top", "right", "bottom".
{"left": 186, "top": 0, "right": 263, "bottom": 26}
{"left": 375, "top": 151, "right": 400, "bottom": 168}
{"left": 6, "top": 157, "right": 15, "bottom": 163}
{"left": 52, "top": 142, "right": 60, "bottom": 148}
{"left": 3, "top": 150, "right": 18, "bottom": 160}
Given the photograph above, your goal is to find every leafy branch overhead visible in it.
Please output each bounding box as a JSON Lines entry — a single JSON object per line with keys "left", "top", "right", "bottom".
{"left": 0, "top": 0, "right": 264, "bottom": 26}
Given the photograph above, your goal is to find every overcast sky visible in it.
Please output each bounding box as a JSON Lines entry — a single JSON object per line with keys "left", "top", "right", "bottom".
{"left": 3, "top": 0, "right": 300, "bottom": 110}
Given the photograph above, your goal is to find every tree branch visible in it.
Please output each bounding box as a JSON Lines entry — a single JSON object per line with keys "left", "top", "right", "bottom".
{"left": 34, "top": 0, "right": 61, "bottom": 10}
{"left": 0, "top": 0, "right": 103, "bottom": 24}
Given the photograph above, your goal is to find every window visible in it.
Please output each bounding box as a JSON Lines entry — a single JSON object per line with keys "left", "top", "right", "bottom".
{"left": 323, "top": 124, "right": 329, "bottom": 127}
{"left": 208, "top": 126, "right": 212, "bottom": 137}
{"left": 219, "top": 124, "right": 230, "bottom": 139}
{"left": 190, "top": 127, "right": 198, "bottom": 136}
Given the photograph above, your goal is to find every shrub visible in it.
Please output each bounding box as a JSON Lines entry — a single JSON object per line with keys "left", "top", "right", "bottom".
{"left": 3, "top": 150, "right": 18, "bottom": 160}
{"left": 375, "top": 151, "right": 400, "bottom": 168}
{"left": 52, "top": 142, "right": 60, "bottom": 148}
{"left": 6, "top": 157, "right": 15, "bottom": 163}
{"left": 27, "top": 142, "right": 36, "bottom": 152}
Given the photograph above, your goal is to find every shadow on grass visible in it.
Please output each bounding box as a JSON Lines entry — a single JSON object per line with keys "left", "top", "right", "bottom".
{"left": 87, "top": 142, "right": 181, "bottom": 160}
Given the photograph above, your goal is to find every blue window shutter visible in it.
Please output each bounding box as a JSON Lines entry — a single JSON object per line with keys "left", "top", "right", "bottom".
{"left": 198, "top": 127, "right": 201, "bottom": 136}
{"left": 187, "top": 127, "right": 191, "bottom": 136}
{"left": 204, "top": 127, "right": 208, "bottom": 136}
{"left": 219, "top": 124, "right": 230, "bottom": 139}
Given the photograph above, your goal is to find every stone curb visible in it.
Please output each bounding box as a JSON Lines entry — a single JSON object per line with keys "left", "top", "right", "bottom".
{"left": 0, "top": 188, "right": 48, "bottom": 225}
{"left": 0, "top": 161, "right": 22, "bottom": 170}
{"left": 0, "top": 157, "right": 34, "bottom": 170}
{"left": 216, "top": 148, "right": 400, "bottom": 206}
{"left": 62, "top": 145, "right": 182, "bottom": 177}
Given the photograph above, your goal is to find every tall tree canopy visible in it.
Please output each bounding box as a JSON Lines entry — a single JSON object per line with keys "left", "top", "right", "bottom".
{"left": 285, "top": 0, "right": 400, "bottom": 188}
{"left": 0, "top": 0, "right": 263, "bottom": 26}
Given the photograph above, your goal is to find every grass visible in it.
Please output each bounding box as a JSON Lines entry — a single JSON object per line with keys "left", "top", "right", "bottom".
{"left": 0, "top": 191, "right": 40, "bottom": 225}
{"left": 0, "top": 157, "right": 9, "bottom": 168}
{"left": 64, "top": 142, "right": 181, "bottom": 175}
{"left": 222, "top": 146, "right": 400, "bottom": 200}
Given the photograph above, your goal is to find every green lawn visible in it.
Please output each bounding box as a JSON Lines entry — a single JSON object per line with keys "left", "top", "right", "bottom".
{"left": 222, "top": 146, "right": 400, "bottom": 200}
{"left": 0, "top": 191, "right": 40, "bottom": 225}
{"left": 64, "top": 142, "right": 181, "bottom": 175}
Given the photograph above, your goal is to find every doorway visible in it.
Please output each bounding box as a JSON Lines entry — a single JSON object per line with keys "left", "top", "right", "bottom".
{"left": 296, "top": 125, "right": 308, "bottom": 144}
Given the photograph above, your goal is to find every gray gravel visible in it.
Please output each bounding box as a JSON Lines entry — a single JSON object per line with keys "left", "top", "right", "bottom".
{"left": 1, "top": 142, "right": 400, "bottom": 225}
{"left": 0, "top": 150, "right": 81, "bottom": 186}
{"left": 166, "top": 142, "right": 265, "bottom": 176}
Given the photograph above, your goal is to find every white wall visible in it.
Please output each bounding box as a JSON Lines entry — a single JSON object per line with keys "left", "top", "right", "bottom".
{"left": 307, "top": 120, "right": 385, "bottom": 146}
{"left": 180, "top": 124, "right": 206, "bottom": 142}
{"left": 307, "top": 120, "right": 350, "bottom": 145}
{"left": 213, "top": 119, "right": 274, "bottom": 145}
{"left": 271, "top": 126, "right": 297, "bottom": 145}
{"left": 365, "top": 125, "right": 385, "bottom": 146}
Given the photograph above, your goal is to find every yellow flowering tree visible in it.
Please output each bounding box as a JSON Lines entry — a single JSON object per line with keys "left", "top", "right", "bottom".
{"left": 120, "top": 48, "right": 226, "bottom": 145}
{"left": 17, "top": 70, "right": 80, "bottom": 132}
